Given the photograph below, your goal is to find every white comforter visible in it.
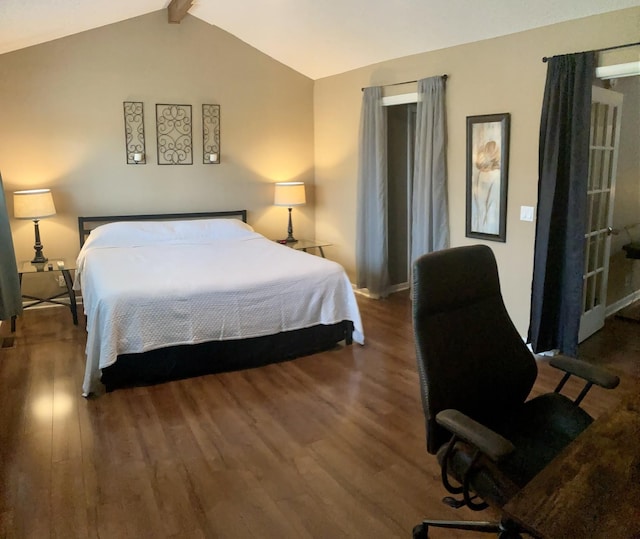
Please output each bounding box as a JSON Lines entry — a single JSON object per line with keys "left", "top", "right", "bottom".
{"left": 75, "top": 219, "right": 364, "bottom": 396}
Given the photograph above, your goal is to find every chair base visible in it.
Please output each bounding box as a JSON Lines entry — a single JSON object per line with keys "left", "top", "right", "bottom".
{"left": 412, "top": 519, "right": 523, "bottom": 538}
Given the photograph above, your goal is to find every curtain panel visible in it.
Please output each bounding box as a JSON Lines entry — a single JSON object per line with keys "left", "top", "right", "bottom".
{"left": 356, "top": 86, "right": 389, "bottom": 298}
{"left": 528, "top": 52, "right": 595, "bottom": 356}
{"left": 411, "top": 76, "right": 449, "bottom": 264}
{"left": 0, "top": 172, "right": 23, "bottom": 320}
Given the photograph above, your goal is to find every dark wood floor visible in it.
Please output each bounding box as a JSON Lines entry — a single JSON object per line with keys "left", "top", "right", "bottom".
{"left": 0, "top": 293, "right": 637, "bottom": 538}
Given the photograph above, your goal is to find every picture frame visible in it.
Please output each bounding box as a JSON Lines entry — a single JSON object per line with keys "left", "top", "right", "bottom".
{"left": 465, "top": 113, "right": 510, "bottom": 242}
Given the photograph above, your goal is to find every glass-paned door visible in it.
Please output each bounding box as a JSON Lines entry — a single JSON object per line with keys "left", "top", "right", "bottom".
{"left": 579, "top": 86, "right": 623, "bottom": 342}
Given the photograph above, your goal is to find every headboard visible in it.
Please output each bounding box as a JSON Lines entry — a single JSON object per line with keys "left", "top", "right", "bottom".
{"left": 78, "top": 210, "right": 248, "bottom": 247}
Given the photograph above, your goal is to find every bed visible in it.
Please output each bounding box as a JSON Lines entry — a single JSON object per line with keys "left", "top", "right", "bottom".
{"left": 74, "top": 210, "right": 364, "bottom": 396}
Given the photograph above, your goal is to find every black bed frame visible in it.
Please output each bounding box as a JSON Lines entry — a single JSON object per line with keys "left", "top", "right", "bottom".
{"left": 78, "top": 209, "right": 247, "bottom": 247}
{"left": 77, "top": 210, "right": 353, "bottom": 392}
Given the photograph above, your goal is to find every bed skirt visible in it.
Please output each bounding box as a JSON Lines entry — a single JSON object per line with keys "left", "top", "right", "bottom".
{"left": 100, "top": 321, "right": 354, "bottom": 392}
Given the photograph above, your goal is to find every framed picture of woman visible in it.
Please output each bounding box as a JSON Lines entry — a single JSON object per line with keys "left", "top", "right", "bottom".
{"left": 465, "top": 113, "right": 510, "bottom": 242}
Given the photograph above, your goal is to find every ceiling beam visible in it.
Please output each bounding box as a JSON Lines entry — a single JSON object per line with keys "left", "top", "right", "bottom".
{"left": 168, "top": 0, "right": 194, "bottom": 24}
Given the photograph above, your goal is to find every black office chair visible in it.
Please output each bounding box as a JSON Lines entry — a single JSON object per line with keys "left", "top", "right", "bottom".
{"left": 411, "top": 245, "right": 619, "bottom": 538}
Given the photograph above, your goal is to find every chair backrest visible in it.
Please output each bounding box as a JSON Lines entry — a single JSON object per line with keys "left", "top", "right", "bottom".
{"left": 412, "top": 245, "right": 537, "bottom": 454}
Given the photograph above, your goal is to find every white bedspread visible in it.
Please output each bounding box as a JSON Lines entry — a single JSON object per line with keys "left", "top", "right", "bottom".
{"left": 75, "top": 222, "right": 364, "bottom": 396}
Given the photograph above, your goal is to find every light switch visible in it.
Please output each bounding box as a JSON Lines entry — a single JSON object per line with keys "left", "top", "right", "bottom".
{"left": 520, "top": 206, "right": 535, "bottom": 222}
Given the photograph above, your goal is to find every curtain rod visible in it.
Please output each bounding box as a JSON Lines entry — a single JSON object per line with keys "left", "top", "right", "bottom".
{"left": 542, "top": 41, "right": 640, "bottom": 62}
{"left": 361, "top": 74, "right": 448, "bottom": 91}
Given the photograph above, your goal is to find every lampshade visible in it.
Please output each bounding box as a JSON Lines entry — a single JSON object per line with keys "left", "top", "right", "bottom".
{"left": 274, "top": 182, "right": 306, "bottom": 207}
{"left": 14, "top": 189, "right": 56, "bottom": 219}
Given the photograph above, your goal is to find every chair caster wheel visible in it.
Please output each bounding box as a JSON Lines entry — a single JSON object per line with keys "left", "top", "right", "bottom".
{"left": 442, "top": 496, "right": 466, "bottom": 509}
{"left": 413, "top": 523, "right": 429, "bottom": 538}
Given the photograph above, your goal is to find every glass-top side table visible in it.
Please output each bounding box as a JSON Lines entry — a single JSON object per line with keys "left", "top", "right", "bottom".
{"left": 275, "top": 239, "right": 332, "bottom": 258}
{"left": 18, "top": 258, "right": 75, "bottom": 274}
{"left": 12, "top": 257, "right": 78, "bottom": 332}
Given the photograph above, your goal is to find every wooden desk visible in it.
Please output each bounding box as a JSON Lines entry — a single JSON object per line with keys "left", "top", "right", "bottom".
{"left": 503, "top": 379, "right": 640, "bottom": 538}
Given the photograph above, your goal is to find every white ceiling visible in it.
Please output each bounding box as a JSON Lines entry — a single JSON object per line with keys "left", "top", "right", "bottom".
{"left": 1, "top": 0, "right": 639, "bottom": 79}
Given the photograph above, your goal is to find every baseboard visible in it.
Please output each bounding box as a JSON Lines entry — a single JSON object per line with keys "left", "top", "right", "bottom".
{"left": 352, "top": 283, "right": 409, "bottom": 299}
{"left": 353, "top": 286, "right": 377, "bottom": 299}
{"left": 605, "top": 289, "right": 640, "bottom": 317}
{"left": 388, "top": 282, "right": 410, "bottom": 294}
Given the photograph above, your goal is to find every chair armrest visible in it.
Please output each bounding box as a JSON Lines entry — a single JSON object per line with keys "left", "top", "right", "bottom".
{"left": 549, "top": 355, "right": 620, "bottom": 389}
{"left": 436, "top": 409, "right": 515, "bottom": 463}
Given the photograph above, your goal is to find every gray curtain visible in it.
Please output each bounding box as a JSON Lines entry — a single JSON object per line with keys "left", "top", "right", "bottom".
{"left": 0, "top": 172, "right": 22, "bottom": 320}
{"left": 356, "top": 86, "right": 389, "bottom": 297}
{"left": 528, "top": 52, "right": 595, "bottom": 356}
{"left": 411, "top": 76, "right": 449, "bottom": 264}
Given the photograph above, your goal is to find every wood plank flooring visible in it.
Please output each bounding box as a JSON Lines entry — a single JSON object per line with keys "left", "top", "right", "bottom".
{"left": 0, "top": 292, "right": 637, "bottom": 538}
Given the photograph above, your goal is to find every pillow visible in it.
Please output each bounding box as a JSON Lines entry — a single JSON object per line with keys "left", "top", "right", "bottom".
{"left": 82, "top": 218, "right": 256, "bottom": 249}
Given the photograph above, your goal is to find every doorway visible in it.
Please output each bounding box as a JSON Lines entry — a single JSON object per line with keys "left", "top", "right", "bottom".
{"left": 387, "top": 103, "right": 416, "bottom": 290}
{"left": 579, "top": 86, "right": 623, "bottom": 342}
{"left": 602, "top": 75, "right": 640, "bottom": 318}
{"left": 580, "top": 74, "right": 640, "bottom": 341}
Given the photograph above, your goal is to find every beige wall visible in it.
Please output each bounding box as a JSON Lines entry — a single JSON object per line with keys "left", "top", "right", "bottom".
{"left": 2, "top": 8, "right": 638, "bottom": 332}
{"left": 313, "top": 7, "right": 640, "bottom": 336}
{"left": 0, "top": 10, "right": 315, "bottom": 273}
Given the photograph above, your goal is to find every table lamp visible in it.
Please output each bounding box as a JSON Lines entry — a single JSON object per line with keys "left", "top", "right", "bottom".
{"left": 13, "top": 188, "right": 56, "bottom": 264}
{"left": 274, "top": 182, "right": 306, "bottom": 243}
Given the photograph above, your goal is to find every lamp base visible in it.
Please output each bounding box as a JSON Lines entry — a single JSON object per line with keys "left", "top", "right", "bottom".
{"left": 31, "top": 220, "right": 47, "bottom": 264}
{"left": 284, "top": 207, "right": 298, "bottom": 243}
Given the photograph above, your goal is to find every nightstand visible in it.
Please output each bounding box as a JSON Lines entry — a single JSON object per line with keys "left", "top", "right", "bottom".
{"left": 276, "top": 239, "right": 332, "bottom": 258}
{"left": 11, "top": 258, "right": 78, "bottom": 332}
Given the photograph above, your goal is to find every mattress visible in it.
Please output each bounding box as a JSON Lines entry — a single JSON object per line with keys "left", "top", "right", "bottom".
{"left": 74, "top": 218, "right": 364, "bottom": 395}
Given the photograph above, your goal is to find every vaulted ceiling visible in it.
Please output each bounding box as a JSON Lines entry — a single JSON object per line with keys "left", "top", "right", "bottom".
{"left": 1, "top": 0, "right": 639, "bottom": 79}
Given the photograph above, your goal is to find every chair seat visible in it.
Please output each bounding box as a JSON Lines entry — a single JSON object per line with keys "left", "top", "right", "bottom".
{"left": 437, "top": 392, "right": 593, "bottom": 507}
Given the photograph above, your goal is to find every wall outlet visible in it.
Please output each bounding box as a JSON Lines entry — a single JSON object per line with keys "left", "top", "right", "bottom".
{"left": 57, "top": 275, "right": 66, "bottom": 288}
